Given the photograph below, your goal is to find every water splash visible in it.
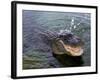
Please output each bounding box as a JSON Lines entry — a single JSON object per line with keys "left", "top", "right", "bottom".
{"left": 77, "top": 22, "right": 81, "bottom": 26}
{"left": 58, "top": 17, "right": 76, "bottom": 34}
{"left": 71, "top": 17, "right": 76, "bottom": 30}
{"left": 58, "top": 29, "right": 72, "bottom": 35}
{"left": 71, "top": 17, "right": 75, "bottom": 27}
{"left": 70, "top": 17, "right": 85, "bottom": 32}
{"left": 73, "top": 25, "right": 76, "bottom": 29}
{"left": 59, "top": 17, "right": 85, "bottom": 34}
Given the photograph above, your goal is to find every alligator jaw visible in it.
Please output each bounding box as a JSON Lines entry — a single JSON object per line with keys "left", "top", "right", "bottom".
{"left": 59, "top": 40, "right": 84, "bottom": 56}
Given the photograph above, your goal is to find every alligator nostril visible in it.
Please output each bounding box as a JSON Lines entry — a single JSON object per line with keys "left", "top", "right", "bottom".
{"left": 66, "top": 37, "right": 81, "bottom": 46}
{"left": 74, "top": 37, "right": 81, "bottom": 43}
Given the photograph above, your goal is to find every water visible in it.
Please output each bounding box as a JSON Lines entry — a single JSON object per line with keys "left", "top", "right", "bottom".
{"left": 23, "top": 10, "right": 91, "bottom": 69}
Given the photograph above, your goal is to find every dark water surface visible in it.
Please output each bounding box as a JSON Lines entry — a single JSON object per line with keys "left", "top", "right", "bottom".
{"left": 23, "top": 10, "right": 91, "bottom": 69}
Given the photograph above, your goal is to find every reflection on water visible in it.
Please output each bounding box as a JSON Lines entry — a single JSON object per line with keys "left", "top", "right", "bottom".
{"left": 23, "top": 10, "right": 91, "bottom": 69}
{"left": 53, "top": 53, "right": 84, "bottom": 67}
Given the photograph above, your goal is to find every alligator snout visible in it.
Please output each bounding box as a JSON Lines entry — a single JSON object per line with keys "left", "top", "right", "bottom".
{"left": 59, "top": 33, "right": 84, "bottom": 47}
{"left": 52, "top": 32, "right": 84, "bottom": 56}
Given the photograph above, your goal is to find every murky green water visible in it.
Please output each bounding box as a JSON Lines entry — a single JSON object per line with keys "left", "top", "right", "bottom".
{"left": 23, "top": 10, "right": 91, "bottom": 69}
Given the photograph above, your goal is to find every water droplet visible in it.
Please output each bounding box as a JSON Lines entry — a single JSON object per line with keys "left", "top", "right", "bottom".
{"left": 59, "top": 30, "right": 63, "bottom": 33}
{"left": 70, "top": 27, "right": 72, "bottom": 31}
{"left": 73, "top": 25, "right": 76, "bottom": 29}
{"left": 71, "top": 17, "right": 75, "bottom": 27}
{"left": 77, "top": 23, "right": 81, "bottom": 26}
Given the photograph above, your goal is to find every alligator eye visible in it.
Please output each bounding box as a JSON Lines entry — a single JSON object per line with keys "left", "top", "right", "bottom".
{"left": 64, "top": 38, "right": 67, "bottom": 40}
{"left": 59, "top": 35, "right": 65, "bottom": 39}
{"left": 67, "top": 33, "right": 73, "bottom": 37}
